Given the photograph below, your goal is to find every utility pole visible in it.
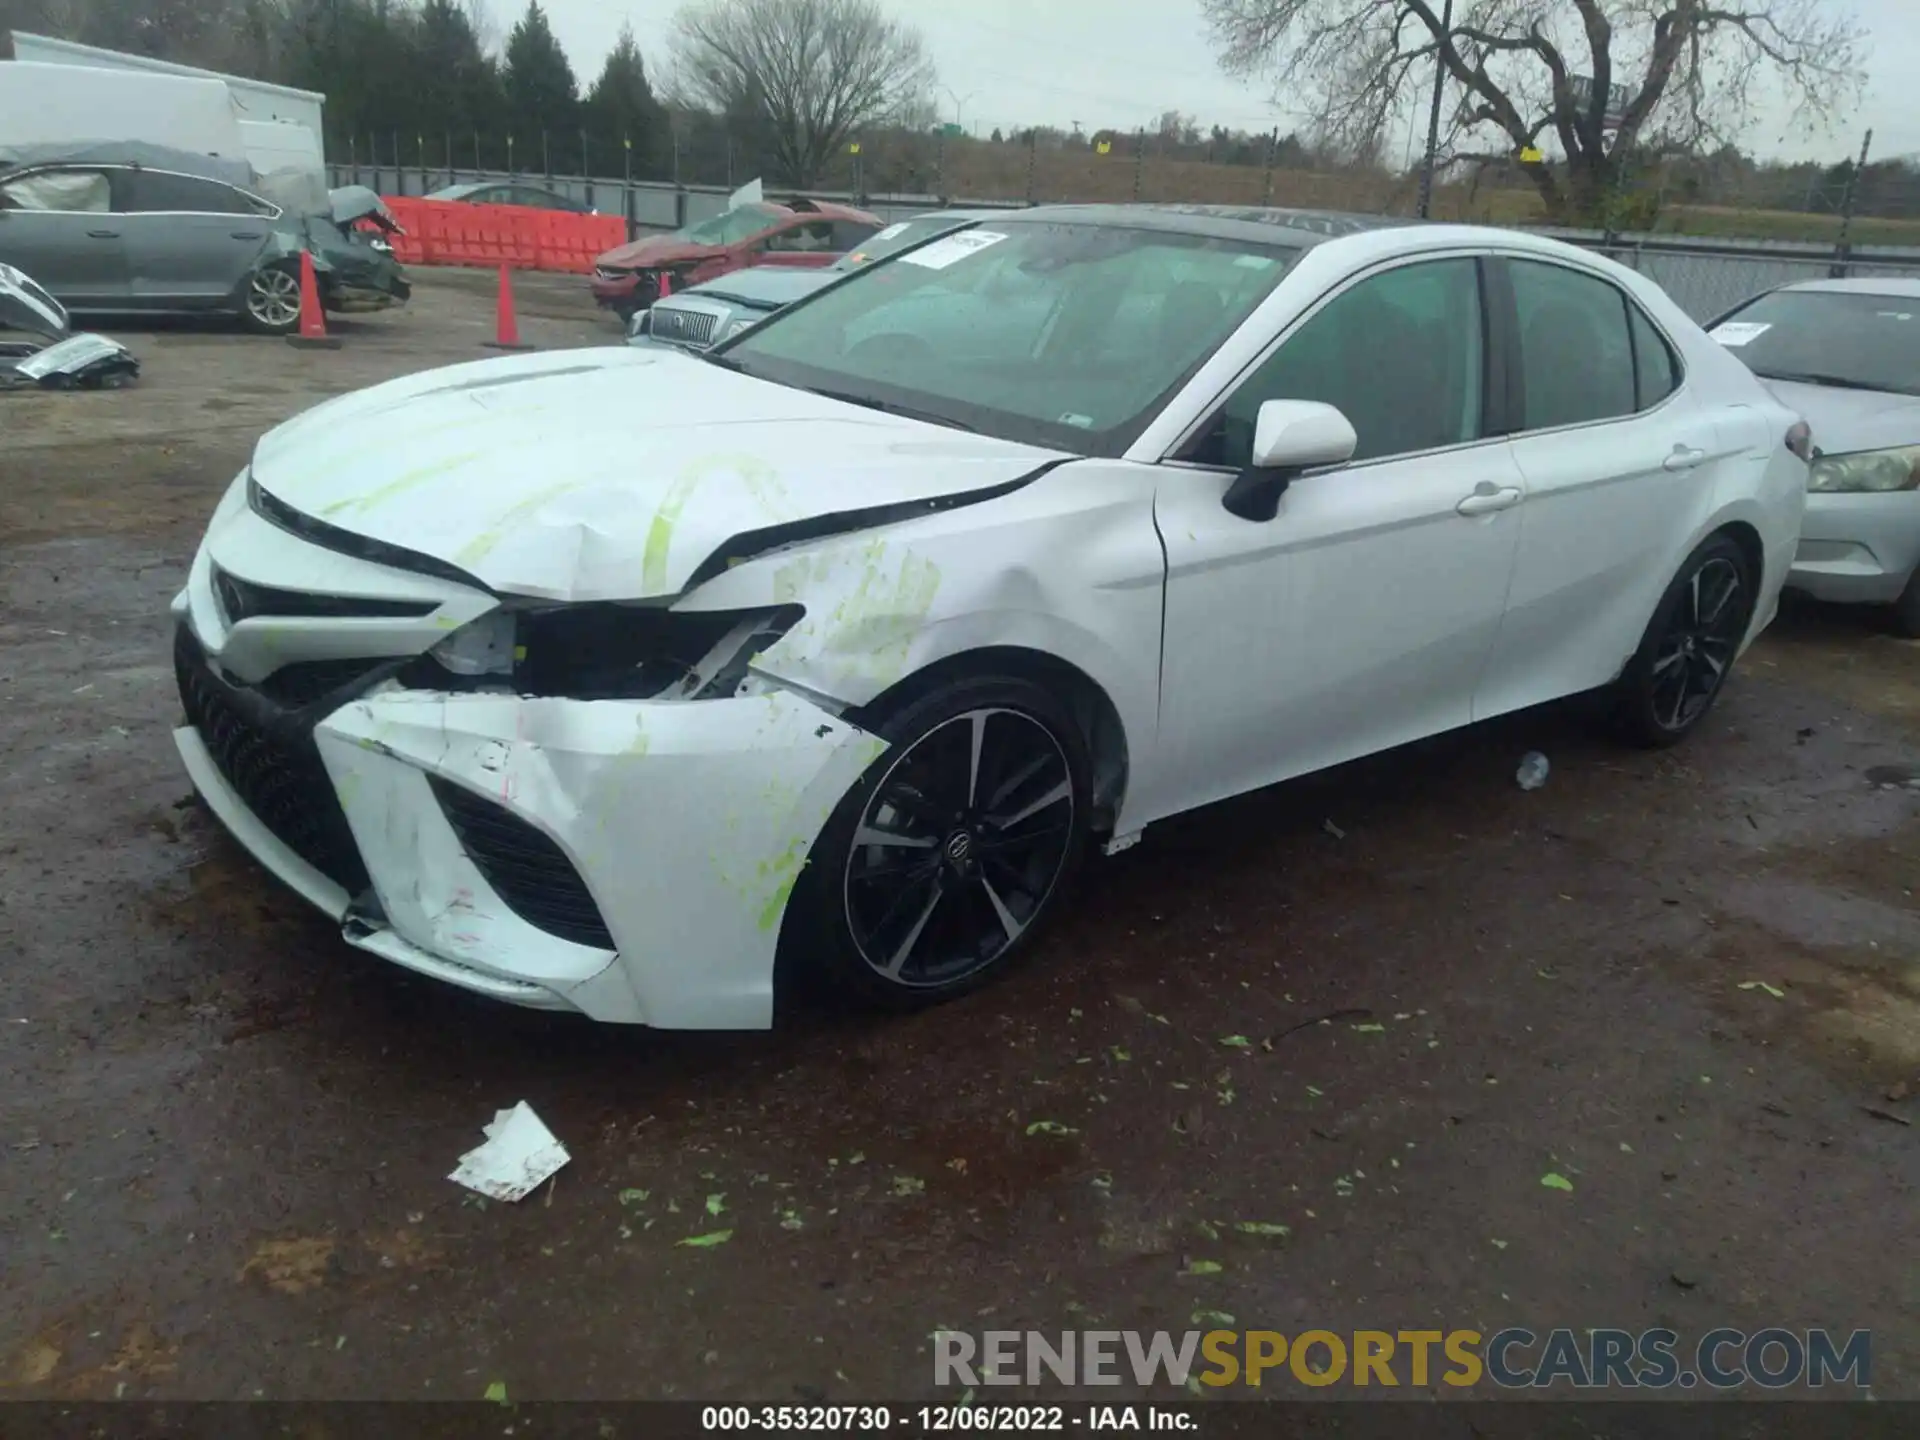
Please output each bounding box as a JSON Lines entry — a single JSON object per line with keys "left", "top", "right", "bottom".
{"left": 1416, "top": 0, "right": 1454, "bottom": 219}
{"left": 1833, "top": 127, "right": 1873, "bottom": 277}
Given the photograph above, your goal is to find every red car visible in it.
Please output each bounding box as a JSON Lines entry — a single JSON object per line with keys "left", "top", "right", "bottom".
{"left": 591, "top": 198, "right": 884, "bottom": 320}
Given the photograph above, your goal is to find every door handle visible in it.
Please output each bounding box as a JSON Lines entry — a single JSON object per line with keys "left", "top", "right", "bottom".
{"left": 86, "top": 229, "right": 120, "bottom": 239}
{"left": 1663, "top": 445, "right": 1707, "bottom": 472}
{"left": 230, "top": 231, "right": 264, "bottom": 240}
{"left": 1456, "top": 484, "right": 1523, "bottom": 517}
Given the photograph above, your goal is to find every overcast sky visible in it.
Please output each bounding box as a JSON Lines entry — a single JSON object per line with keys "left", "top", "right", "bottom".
{"left": 534, "top": 0, "right": 1920, "bottom": 164}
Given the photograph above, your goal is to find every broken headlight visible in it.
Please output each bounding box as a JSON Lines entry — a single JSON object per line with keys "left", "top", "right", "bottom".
{"left": 414, "top": 604, "right": 802, "bottom": 700}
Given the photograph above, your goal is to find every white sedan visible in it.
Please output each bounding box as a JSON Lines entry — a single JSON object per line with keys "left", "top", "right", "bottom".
{"left": 1708, "top": 277, "right": 1920, "bottom": 633}
{"left": 171, "top": 206, "right": 1810, "bottom": 1027}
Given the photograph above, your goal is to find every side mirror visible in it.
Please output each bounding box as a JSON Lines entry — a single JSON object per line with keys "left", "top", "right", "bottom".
{"left": 1220, "top": 400, "right": 1358, "bottom": 522}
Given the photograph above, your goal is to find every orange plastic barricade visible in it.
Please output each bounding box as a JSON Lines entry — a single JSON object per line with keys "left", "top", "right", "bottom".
{"left": 373, "top": 197, "right": 630, "bottom": 273}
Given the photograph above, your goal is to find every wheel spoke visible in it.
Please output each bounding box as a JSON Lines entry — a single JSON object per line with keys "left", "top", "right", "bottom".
{"left": 985, "top": 752, "right": 1049, "bottom": 812}
{"left": 854, "top": 824, "right": 935, "bottom": 850}
{"left": 883, "top": 881, "right": 945, "bottom": 978}
{"left": 1703, "top": 571, "right": 1739, "bottom": 625}
{"left": 978, "top": 874, "right": 1025, "bottom": 945}
{"left": 989, "top": 777, "right": 1071, "bottom": 830}
{"left": 967, "top": 710, "right": 988, "bottom": 807}
{"left": 977, "top": 819, "right": 1069, "bottom": 853}
{"left": 1688, "top": 568, "right": 1703, "bottom": 628}
{"left": 1651, "top": 648, "right": 1686, "bottom": 676}
{"left": 1665, "top": 662, "right": 1691, "bottom": 728}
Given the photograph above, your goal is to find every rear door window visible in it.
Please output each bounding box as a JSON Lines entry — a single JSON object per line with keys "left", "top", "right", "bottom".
{"left": 0, "top": 168, "right": 112, "bottom": 212}
{"left": 1509, "top": 259, "right": 1638, "bottom": 430}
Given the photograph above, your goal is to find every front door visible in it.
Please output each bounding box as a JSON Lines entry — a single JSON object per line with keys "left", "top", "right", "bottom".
{"left": 115, "top": 169, "right": 272, "bottom": 308}
{"left": 0, "top": 166, "right": 128, "bottom": 306}
{"left": 1144, "top": 255, "right": 1528, "bottom": 824}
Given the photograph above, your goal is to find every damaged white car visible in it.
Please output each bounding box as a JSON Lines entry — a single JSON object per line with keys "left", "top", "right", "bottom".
{"left": 173, "top": 206, "right": 1810, "bottom": 1027}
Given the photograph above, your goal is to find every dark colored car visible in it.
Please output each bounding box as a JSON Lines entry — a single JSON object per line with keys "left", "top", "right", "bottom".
{"left": 590, "top": 197, "right": 882, "bottom": 320}
{"left": 424, "top": 181, "right": 594, "bottom": 214}
{"left": 0, "top": 142, "right": 409, "bottom": 335}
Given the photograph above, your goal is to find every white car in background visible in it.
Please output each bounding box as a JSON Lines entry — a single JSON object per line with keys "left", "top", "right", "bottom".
{"left": 171, "top": 205, "right": 1810, "bottom": 1028}
{"left": 1709, "top": 278, "right": 1920, "bottom": 634}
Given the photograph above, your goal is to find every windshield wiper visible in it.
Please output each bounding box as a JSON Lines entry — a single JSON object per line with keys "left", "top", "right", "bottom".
{"left": 800, "top": 385, "right": 978, "bottom": 432}
{"left": 700, "top": 350, "right": 746, "bottom": 372}
{"left": 1752, "top": 369, "right": 1913, "bottom": 395}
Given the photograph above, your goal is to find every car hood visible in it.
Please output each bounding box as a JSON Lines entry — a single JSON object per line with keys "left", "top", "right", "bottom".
{"left": 687, "top": 266, "right": 838, "bottom": 309}
{"left": 248, "top": 346, "right": 1065, "bottom": 602}
{"left": 1761, "top": 378, "right": 1920, "bottom": 455}
{"left": 596, "top": 234, "right": 724, "bottom": 269}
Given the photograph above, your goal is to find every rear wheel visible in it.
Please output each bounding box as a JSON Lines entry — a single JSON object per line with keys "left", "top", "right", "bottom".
{"left": 1611, "top": 534, "right": 1756, "bottom": 748}
{"left": 242, "top": 264, "right": 303, "bottom": 335}
{"left": 791, "top": 675, "right": 1091, "bottom": 1012}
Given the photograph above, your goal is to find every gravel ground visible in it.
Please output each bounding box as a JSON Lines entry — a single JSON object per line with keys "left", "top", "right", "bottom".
{"left": 1, "top": 269, "right": 1916, "bottom": 1404}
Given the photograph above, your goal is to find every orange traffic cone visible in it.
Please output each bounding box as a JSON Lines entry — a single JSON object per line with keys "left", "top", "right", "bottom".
{"left": 656, "top": 269, "right": 673, "bottom": 300}
{"left": 484, "top": 265, "right": 533, "bottom": 352}
{"left": 285, "top": 250, "right": 340, "bottom": 349}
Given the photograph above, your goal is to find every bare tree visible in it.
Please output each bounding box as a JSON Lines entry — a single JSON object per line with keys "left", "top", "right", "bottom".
{"left": 1203, "top": 0, "right": 1866, "bottom": 220}
{"left": 668, "top": 0, "right": 935, "bottom": 186}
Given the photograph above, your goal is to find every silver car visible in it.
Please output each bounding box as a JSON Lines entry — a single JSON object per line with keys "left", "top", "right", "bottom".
{"left": 0, "top": 142, "right": 410, "bottom": 335}
{"left": 629, "top": 209, "right": 1003, "bottom": 352}
{"left": 1710, "top": 278, "right": 1920, "bottom": 634}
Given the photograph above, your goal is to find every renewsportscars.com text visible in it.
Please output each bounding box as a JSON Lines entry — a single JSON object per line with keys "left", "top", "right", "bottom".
{"left": 934, "top": 1327, "right": 1871, "bottom": 1390}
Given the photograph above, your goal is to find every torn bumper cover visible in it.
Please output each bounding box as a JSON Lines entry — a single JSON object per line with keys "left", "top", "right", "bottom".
{"left": 172, "top": 616, "right": 881, "bottom": 1027}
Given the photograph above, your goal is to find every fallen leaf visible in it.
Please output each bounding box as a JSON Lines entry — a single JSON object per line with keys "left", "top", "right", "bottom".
{"left": 1540, "top": 1172, "right": 1575, "bottom": 1193}
{"left": 705, "top": 1193, "right": 726, "bottom": 1217}
{"left": 1219, "top": 1035, "right": 1251, "bottom": 1048}
{"left": 1305, "top": 1085, "right": 1324, "bottom": 1098}
{"left": 1194, "top": 1219, "right": 1220, "bottom": 1240}
{"left": 1736, "top": 981, "right": 1786, "bottom": 999}
{"left": 1191, "top": 1309, "right": 1236, "bottom": 1327}
{"left": 1351, "top": 1023, "right": 1386, "bottom": 1034}
{"left": 1025, "top": 1120, "right": 1078, "bottom": 1137}
{"left": 676, "top": 1230, "right": 734, "bottom": 1248}
{"left": 1234, "top": 1221, "right": 1290, "bottom": 1237}
{"left": 1490, "top": 1238, "right": 1508, "bottom": 1250}
{"left": 618, "top": 1188, "right": 649, "bottom": 1206}
{"left": 891, "top": 1175, "right": 925, "bottom": 1196}
{"left": 1183, "top": 1260, "right": 1223, "bottom": 1275}
{"left": 483, "top": 1381, "right": 508, "bottom": 1403}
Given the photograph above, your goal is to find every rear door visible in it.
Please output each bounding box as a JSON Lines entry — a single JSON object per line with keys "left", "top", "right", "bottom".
{"left": 0, "top": 166, "right": 127, "bottom": 305}
{"left": 1473, "top": 254, "right": 1728, "bottom": 718}
{"left": 116, "top": 169, "right": 274, "bottom": 308}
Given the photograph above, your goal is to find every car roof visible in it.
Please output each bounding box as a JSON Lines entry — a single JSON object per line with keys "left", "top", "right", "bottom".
{"left": 1775, "top": 276, "right": 1920, "bottom": 299}
{"left": 776, "top": 198, "right": 881, "bottom": 224}
{"left": 1002, "top": 202, "right": 1422, "bottom": 249}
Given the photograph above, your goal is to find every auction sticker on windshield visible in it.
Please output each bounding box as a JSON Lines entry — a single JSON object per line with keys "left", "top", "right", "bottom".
{"left": 869, "top": 222, "right": 909, "bottom": 242}
{"left": 1710, "top": 321, "right": 1771, "bottom": 346}
{"left": 902, "top": 231, "right": 1008, "bottom": 269}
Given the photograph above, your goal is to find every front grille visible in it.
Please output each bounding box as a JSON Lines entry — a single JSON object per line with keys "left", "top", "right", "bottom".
{"left": 428, "top": 777, "right": 615, "bottom": 950}
{"left": 649, "top": 307, "right": 717, "bottom": 348}
{"left": 213, "top": 565, "right": 435, "bottom": 624}
{"left": 174, "top": 625, "right": 371, "bottom": 897}
{"left": 255, "top": 658, "right": 392, "bottom": 707}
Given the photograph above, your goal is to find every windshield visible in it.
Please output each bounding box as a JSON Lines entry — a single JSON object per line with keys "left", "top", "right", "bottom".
{"left": 679, "top": 203, "right": 782, "bottom": 246}
{"left": 1713, "top": 289, "right": 1920, "bottom": 396}
{"left": 833, "top": 215, "right": 970, "bottom": 271}
{"left": 722, "top": 220, "right": 1299, "bottom": 454}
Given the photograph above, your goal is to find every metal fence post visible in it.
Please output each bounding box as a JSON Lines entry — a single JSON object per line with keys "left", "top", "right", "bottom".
{"left": 1262, "top": 128, "right": 1277, "bottom": 207}
{"left": 391, "top": 131, "right": 400, "bottom": 194}
{"left": 1132, "top": 129, "right": 1145, "bottom": 202}
{"left": 506, "top": 134, "right": 516, "bottom": 180}
{"left": 542, "top": 130, "right": 552, "bottom": 178}
{"left": 623, "top": 135, "right": 635, "bottom": 241}
{"left": 581, "top": 129, "right": 592, "bottom": 209}
{"left": 416, "top": 134, "right": 426, "bottom": 196}
{"left": 1025, "top": 129, "right": 1037, "bottom": 206}
{"left": 348, "top": 134, "right": 359, "bottom": 187}
{"left": 1833, "top": 128, "right": 1873, "bottom": 278}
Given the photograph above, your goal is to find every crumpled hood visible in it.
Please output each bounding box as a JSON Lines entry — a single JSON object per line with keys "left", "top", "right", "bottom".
{"left": 595, "top": 235, "right": 722, "bottom": 270}
{"left": 248, "top": 346, "right": 1064, "bottom": 602}
{"left": 1762, "top": 378, "right": 1920, "bottom": 456}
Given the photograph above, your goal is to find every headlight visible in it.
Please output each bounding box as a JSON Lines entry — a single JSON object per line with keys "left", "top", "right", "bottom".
{"left": 414, "top": 604, "right": 802, "bottom": 699}
{"left": 369, "top": 237, "right": 393, "bottom": 255}
{"left": 722, "top": 316, "right": 759, "bottom": 340}
{"left": 1808, "top": 444, "right": 1920, "bottom": 493}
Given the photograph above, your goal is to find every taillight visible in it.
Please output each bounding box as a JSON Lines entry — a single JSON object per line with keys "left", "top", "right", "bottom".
{"left": 1786, "top": 421, "right": 1813, "bottom": 462}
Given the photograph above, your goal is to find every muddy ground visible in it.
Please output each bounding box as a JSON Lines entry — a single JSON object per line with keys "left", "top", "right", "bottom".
{"left": 1, "top": 269, "right": 1916, "bottom": 1403}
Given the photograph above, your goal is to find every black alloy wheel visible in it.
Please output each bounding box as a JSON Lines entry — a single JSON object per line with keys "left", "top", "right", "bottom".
{"left": 791, "top": 676, "right": 1091, "bottom": 1010}
{"left": 1614, "top": 534, "right": 1756, "bottom": 747}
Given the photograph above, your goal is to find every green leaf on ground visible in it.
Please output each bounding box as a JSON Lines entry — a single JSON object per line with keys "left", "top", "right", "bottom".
{"left": 1540, "top": 1173, "right": 1574, "bottom": 1193}
{"left": 676, "top": 1229, "right": 733, "bottom": 1248}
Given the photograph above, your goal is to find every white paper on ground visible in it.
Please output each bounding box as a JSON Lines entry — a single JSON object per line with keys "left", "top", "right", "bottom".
{"left": 900, "top": 230, "right": 1008, "bottom": 269}
{"left": 448, "top": 1101, "right": 570, "bottom": 1202}
{"left": 1710, "top": 321, "right": 1771, "bottom": 347}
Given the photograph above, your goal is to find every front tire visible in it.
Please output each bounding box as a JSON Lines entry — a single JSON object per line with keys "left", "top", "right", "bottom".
{"left": 791, "top": 675, "right": 1091, "bottom": 1012}
{"left": 1612, "top": 534, "right": 1756, "bottom": 748}
{"left": 1892, "top": 570, "right": 1920, "bottom": 638}
{"left": 242, "top": 263, "right": 304, "bottom": 335}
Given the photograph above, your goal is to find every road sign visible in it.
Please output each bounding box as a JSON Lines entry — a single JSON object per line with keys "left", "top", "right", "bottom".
{"left": 1569, "top": 75, "right": 1630, "bottom": 129}
{"left": 1096, "top": 139, "right": 1112, "bottom": 155}
{"left": 1518, "top": 146, "right": 1545, "bottom": 164}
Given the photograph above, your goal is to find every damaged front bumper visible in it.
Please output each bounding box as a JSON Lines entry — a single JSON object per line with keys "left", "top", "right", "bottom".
{"left": 169, "top": 517, "right": 882, "bottom": 1028}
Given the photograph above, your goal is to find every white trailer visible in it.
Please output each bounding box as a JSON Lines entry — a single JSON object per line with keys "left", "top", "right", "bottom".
{"left": 0, "top": 61, "right": 248, "bottom": 160}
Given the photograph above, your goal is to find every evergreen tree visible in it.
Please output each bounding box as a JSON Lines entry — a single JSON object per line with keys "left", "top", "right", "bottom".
{"left": 583, "top": 22, "right": 666, "bottom": 174}
{"left": 503, "top": 0, "right": 579, "bottom": 165}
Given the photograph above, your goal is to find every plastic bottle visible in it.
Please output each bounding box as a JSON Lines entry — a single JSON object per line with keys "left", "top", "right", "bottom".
{"left": 1516, "top": 752, "right": 1550, "bottom": 791}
